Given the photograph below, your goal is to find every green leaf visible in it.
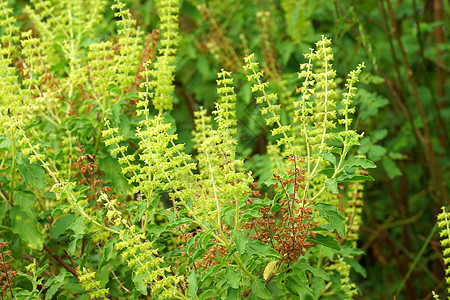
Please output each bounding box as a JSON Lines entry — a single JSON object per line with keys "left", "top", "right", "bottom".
{"left": 57, "top": 294, "right": 70, "bottom": 300}
{"left": 262, "top": 178, "right": 277, "bottom": 187}
{"left": 196, "top": 56, "right": 211, "bottom": 78}
{"left": 332, "top": 133, "right": 344, "bottom": 143}
{"left": 162, "top": 112, "right": 177, "bottom": 135}
{"left": 318, "top": 168, "right": 334, "bottom": 177}
{"left": 35, "top": 264, "right": 49, "bottom": 277}
{"left": 225, "top": 267, "right": 240, "bottom": 289}
{"left": 49, "top": 214, "right": 76, "bottom": 239}
{"left": 80, "top": 238, "right": 92, "bottom": 269}
{"left": 311, "top": 277, "right": 327, "bottom": 298}
{"left": 231, "top": 230, "right": 247, "bottom": 253}
{"left": 185, "top": 235, "right": 201, "bottom": 259}
{"left": 368, "top": 145, "right": 387, "bottom": 161}
{"left": 315, "top": 203, "right": 346, "bottom": 237}
{"left": 270, "top": 202, "right": 282, "bottom": 214}
{"left": 0, "top": 202, "right": 8, "bottom": 223}
{"left": 344, "top": 257, "right": 367, "bottom": 278}
{"left": 199, "top": 290, "right": 216, "bottom": 300}
{"left": 111, "top": 103, "right": 121, "bottom": 124}
{"left": 292, "top": 266, "right": 307, "bottom": 282}
{"left": 70, "top": 217, "right": 86, "bottom": 235}
{"left": 308, "top": 233, "right": 341, "bottom": 251}
{"left": 199, "top": 264, "right": 222, "bottom": 283}
{"left": 18, "top": 160, "right": 46, "bottom": 190}
{"left": 199, "top": 231, "right": 212, "bottom": 249}
{"left": 241, "top": 209, "right": 263, "bottom": 219}
{"left": 372, "top": 129, "right": 388, "bottom": 142}
{"left": 170, "top": 217, "right": 193, "bottom": 227}
{"left": 192, "top": 248, "right": 206, "bottom": 262}
{"left": 226, "top": 288, "right": 240, "bottom": 300}
{"left": 238, "top": 82, "right": 252, "bottom": 105}
{"left": 246, "top": 240, "right": 280, "bottom": 258}
{"left": 133, "top": 273, "right": 147, "bottom": 295}
{"left": 45, "top": 273, "right": 67, "bottom": 300}
{"left": 340, "top": 246, "right": 365, "bottom": 256}
{"left": 336, "top": 173, "right": 375, "bottom": 182}
{"left": 382, "top": 156, "right": 402, "bottom": 179}
{"left": 284, "top": 274, "right": 310, "bottom": 296}
{"left": 44, "top": 191, "right": 56, "bottom": 200}
{"left": 187, "top": 270, "right": 198, "bottom": 299}
{"left": 273, "top": 189, "right": 285, "bottom": 202}
{"left": 371, "top": 75, "right": 385, "bottom": 84}
{"left": 11, "top": 206, "right": 44, "bottom": 250}
{"left": 330, "top": 147, "right": 342, "bottom": 155}
{"left": 68, "top": 236, "right": 81, "bottom": 256}
{"left": 97, "top": 264, "right": 110, "bottom": 287}
{"left": 119, "top": 114, "right": 131, "bottom": 138}
{"left": 14, "top": 191, "right": 35, "bottom": 217}
{"left": 296, "top": 263, "right": 330, "bottom": 281}
{"left": 251, "top": 279, "right": 271, "bottom": 299}
{"left": 344, "top": 157, "right": 376, "bottom": 169}
{"left": 389, "top": 152, "right": 406, "bottom": 160}
{"left": 103, "top": 238, "right": 117, "bottom": 262}
{"left": 0, "top": 136, "right": 11, "bottom": 150}
{"left": 320, "top": 152, "right": 336, "bottom": 166}
{"left": 325, "top": 178, "right": 338, "bottom": 194}
{"left": 59, "top": 280, "right": 84, "bottom": 294}
{"left": 98, "top": 156, "right": 129, "bottom": 192}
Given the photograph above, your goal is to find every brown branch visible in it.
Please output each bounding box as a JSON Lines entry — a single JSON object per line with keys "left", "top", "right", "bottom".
{"left": 411, "top": 0, "right": 449, "bottom": 146}
{"left": 382, "top": 0, "right": 448, "bottom": 204}
{"left": 241, "top": 288, "right": 252, "bottom": 298}
{"left": 0, "top": 244, "right": 14, "bottom": 299}
{"left": 175, "top": 78, "right": 196, "bottom": 121}
{"left": 433, "top": 0, "right": 445, "bottom": 99}
{"left": 43, "top": 244, "right": 78, "bottom": 278}
{"left": 0, "top": 184, "right": 13, "bottom": 207}
{"left": 64, "top": 250, "right": 77, "bottom": 270}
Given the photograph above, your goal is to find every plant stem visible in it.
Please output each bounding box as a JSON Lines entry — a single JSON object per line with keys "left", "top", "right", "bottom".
{"left": 395, "top": 223, "right": 437, "bottom": 296}
{"left": 9, "top": 138, "right": 16, "bottom": 204}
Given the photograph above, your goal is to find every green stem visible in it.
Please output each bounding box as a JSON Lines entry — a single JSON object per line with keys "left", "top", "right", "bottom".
{"left": 67, "top": 1, "right": 76, "bottom": 116}
{"left": 234, "top": 181, "right": 239, "bottom": 230}
{"left": 66, "top": 192, "right": 119, "bottom": 234}
{"left": 212, "top": 219, "right": 256, "bottom": 282}
{"left": 204, "top": 151, "right": 222, "bottom": 227}
{"left": 9, "top": 138, "right": 16, "bottom": 204}
{"left": 95, "top": 96, "right": 108, "bottom": 151}
{"left": 394, "top": 223, "right": 437, "bottom": 296}
{"left": 40, "top": 112, "right": 60, "bottom": 127}
{"left": 142, "top": 189, "right": 153, "bottom": 233}
{"left": 232, "top": 252, "right": 256, "bottom": 281}
{"left": 0, "top": 224, "right": 11, "bottom": 230}
{"left": 249, "top": 64, "right": 294, "bottom": 155}
{"left": 310, "top": 143, "right": 350, "bottom": 202}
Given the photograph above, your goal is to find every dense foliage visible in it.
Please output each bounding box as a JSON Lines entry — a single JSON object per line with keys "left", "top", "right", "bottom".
{"left": 0, "top": 0, "right": 448, "bottom": 299}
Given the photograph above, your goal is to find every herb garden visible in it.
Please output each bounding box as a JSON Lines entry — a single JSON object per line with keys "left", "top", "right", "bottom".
{"left": 0, "top": 0, "right": 448, "bottom": 299}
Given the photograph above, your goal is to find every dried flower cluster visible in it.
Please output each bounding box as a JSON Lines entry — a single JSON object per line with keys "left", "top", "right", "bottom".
{"left": 256, "top": 10, "right": 281, "bottom": 81}
{"left": 245, "top": 156, "right": 317, "bottom": 262}
{"left": 70, "top": 153, "right": 113, "bottom": 205}
{"left": 197, "top": 4, "right": 241, "bottom": 72}
{"left": 0, "top": 242, "right": 16, "bottom": 298}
